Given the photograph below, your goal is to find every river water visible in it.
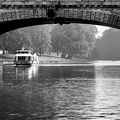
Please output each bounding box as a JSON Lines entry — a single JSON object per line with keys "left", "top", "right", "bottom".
{"left": 1, "top": 61, "right": 120, "bottom": 120}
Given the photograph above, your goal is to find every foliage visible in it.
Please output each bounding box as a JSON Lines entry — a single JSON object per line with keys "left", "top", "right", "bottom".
{"left": 51, "top": 24, "right": 97, "bottom": 59}
{"left": 0, "top": 30, "right": 28, "bottom": 53}
{"left": 0, "top": 25, "right": 53, "bottom": 54}
{"left": 18, "top": 25, "right": 53, "bottom": 55}
{"left": 87, "top": 47, "right": 100, "bottom": 60}
{"left": 0, "top": 24, "right": 97, "bottom": 58}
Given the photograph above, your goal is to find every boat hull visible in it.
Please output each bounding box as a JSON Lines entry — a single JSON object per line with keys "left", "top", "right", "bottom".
{"left": 14, "top": 61, "right": 32, "bottom": 65}
{"left": 14, "top": 60, "right": 39, "bottom": 65}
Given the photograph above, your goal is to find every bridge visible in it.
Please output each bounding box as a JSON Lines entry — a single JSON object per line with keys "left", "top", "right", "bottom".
{"left": 0, "top": 0, "right": 120, "bottom": 34}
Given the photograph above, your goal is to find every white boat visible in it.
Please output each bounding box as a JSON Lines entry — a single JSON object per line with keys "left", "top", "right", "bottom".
{"left": 14, "top": 48, "right": 39, "bottom": 65}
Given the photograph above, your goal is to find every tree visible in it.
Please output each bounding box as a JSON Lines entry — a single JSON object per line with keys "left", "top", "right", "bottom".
{"left": 87, "top": 47, "right": 100, "bottom": 60}
{"left": 0, "top": 25, "right": 53, "bottom": 54}
{"left": 51, "top": 24, "right": 97, "bottom": 59}
{"left": 0, "top": 33, "right": 8, "bottom": 54}
{"left": 0, "top": 30, "right": 29, "bottom": 53}
{"left": 19, "top": 25, "right": 52, "bottom": 55}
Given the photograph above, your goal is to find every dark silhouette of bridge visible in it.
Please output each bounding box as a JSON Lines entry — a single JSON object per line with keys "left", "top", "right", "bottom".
{"left": 0, "top": 0, "right": 120, "bottom": 34}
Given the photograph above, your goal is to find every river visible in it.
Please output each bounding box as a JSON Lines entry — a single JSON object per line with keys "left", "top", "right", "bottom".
{"left": 0, "top": 61, "right": 120, "bottom": 120}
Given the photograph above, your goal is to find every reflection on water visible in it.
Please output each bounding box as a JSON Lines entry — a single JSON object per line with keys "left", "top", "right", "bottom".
{"left": 0, "top": 63, "right": 120, "bottom": 119}
{"left": 95, "top": 66, "right": 120, "bottom": 119}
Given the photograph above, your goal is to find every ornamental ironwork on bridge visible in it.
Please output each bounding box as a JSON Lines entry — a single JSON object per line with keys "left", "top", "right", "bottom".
{"left": 0, "top": 0, "right": 120, "bottom": 34}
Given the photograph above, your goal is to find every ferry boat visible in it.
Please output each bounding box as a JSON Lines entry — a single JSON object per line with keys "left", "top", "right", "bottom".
{"left": 14, "top": 47, "right": 39, "bottom": 65}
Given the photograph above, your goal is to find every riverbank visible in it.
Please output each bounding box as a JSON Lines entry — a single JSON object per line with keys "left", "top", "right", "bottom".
{"left": 0, "top": 54, "right": 90, "bottom": 65}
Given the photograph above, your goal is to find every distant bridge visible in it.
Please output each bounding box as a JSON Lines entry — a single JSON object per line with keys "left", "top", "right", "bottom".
{"left": 0, "top": 0, "right": 120, "bottom": 34}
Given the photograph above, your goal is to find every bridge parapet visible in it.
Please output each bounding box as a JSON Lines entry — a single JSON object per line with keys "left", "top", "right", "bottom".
{"left": 0, "top": 0, "right": 120, "bottom": 8}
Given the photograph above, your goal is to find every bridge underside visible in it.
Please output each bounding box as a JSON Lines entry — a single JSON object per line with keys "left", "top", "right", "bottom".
{"left": 1, "top": 16, "right": 118, "bottom": 35}
{"left": 0, "top": 5, "right": 120, "bottom": 34}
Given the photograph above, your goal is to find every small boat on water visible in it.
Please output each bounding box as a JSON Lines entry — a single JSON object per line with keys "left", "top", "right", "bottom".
{"left": 14, "top": 47, "right": 39, "bottom": 65}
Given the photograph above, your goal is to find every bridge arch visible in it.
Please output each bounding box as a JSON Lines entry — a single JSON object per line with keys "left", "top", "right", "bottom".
{"left": 0, "top": 1, "right": 120, "bottom": 34}
{"left": 0, "top": 8, "right": 120, "bottom": 34}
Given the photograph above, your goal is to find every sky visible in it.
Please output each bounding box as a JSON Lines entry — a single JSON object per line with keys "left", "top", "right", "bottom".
{"left": 95, "top": 25, "right": 110, "bottom": 38}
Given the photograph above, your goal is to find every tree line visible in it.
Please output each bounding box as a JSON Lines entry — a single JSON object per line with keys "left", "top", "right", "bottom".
{"left": 0, "top": 24, "right": 97, "bottom": 59}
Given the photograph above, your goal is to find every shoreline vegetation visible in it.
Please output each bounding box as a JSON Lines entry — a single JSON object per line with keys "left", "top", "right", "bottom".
{"left": 0, "top": 54, "right": 91, "bottom": 65}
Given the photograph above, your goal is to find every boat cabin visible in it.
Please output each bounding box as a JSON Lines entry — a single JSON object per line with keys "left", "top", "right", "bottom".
{"left": 14, "top": 48, "right": 39, "bottom": 65}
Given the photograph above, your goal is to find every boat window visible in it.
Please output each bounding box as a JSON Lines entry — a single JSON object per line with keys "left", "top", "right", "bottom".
{"left": 28, "top": 56, "right": 31, "bottom": 61}
{"left": 15, "top": 56, "right": 17, "bottom": 61}
{"left": 17, "top": 51, "right": 30, "bottom": 54}
{"left": 25, "top": 52, "right": 29, "bottom": 53}
{"left": 18, "top": 56, "right": 26, "bottom": 61}
{"left": 17, "top": 52, "right": 21, "bottom": 54}
{"left": 21, "top": 52, "right": 28, "bottom": 54}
